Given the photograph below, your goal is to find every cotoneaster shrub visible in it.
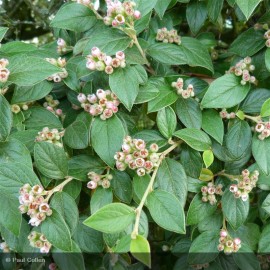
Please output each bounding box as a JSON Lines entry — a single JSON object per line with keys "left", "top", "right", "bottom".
{"left": 0, "top": 0, "right": 270, "bottom": 269}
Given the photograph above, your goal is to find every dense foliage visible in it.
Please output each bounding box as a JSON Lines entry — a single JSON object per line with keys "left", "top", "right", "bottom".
{"left": 0, "top": 0, "right": 270, "bottom": 269}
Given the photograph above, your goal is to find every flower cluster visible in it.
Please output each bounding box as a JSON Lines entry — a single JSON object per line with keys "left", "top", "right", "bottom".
{"left": 57, "top": 38, "right": 67, "bottom": 54}
{"left": 219, "top": 109, "right": 236, "bottom": 119}
{"left": 86, "top": 47, "right": 126, "bottom": 74}
{"left": 264, "top": 30, "right": 270, "bottom": 47}
{"left": 35, "top": 127, "right": 65, "bottom": 147}
{"left": 201, "top": 183, "right": 223, "bottom": 205}
{"left": 77, "top": 89, "right": 120, "bottom": 120}
{"left": 11, "top": 102, "right": 35, "bottom": 114}
{"left": 45, "top": 57, "right": 68, "bottom": 82}
{"left": 217, "top": 229, "right": 241, "bottom": 254}
{"left": 228, "top": 57, "right": 256, "bottom": 85}
{"left": 115, "top": 136, "right": 159, "bottom": 176}
{"left": 255, "top": 121, "right": 270, "bottom": 140}
{"left": 43, "top": 95, "right": 63, "bottom": 117}
{"left": 156, "top": 28, "right": 181, "bottom": 45}
{"left": 87, "top": 171, "right": 113, "bottom": 190}
{"left": 0, "top": 58, "right": 10, "bottom": 83}
{"left": 28, "top": 231, "right": 52, "bottom": 253}
{"left": 0, "top": 241, "right": 10, "bottom": 253}
{"left": 171, "top": 78, "right": 195, "bottom": 98}
{"left": 103, "top": 0, "right": 141, "bottom": 27}
{"left": 229, "top": 169, "right": 259, "bottom": 201}
{"left": 19, "top": 184, "right": 52, "bottom": 227}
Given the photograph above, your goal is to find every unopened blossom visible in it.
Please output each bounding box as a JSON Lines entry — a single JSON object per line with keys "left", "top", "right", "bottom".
{"left": 28, "top": 231, "right": 52, "bottom": 253}
{"left": 43, "top": 95, "right": 63, "bottom": 118}
{"left": 218, "top": 229, "right": 241, "bottom": 254}
{"left": 45, "top": 57, "right": 68, "bottom": 82}
{"left": 227, "top": 57, "right": 256, "bottom": 85}
{"left": 115, "top": 136, "right": 159, "bottom": 176}
{"left": 0, "top": 241, "right": 10, "bottom": 253}
{"left": 35, "top": 127, "right": 65, "bottom": 147}
{"left": 56, "top": 38, "right": 68, "bottom": 54}
{"left": 264, "top": 29, "right": 270, "bottom": 48}
{"left": 19, "top": 184, "right": 52, "bottom": 227}
{"left": 219, "top": 109, "right": 236, "bottom": 119}
{"left": 229, "top": 169, "right": 259, "bottom": 201}
{"left": 77, "top": 89, "right": 120, "bottom": 120}
{"left": 156, "top": 27, "right": 181, "bottom": 45}
{"left": 103, "top": 0, "right": 141, "bottom": 28}
{"left": 201, "top": 182, "right": 223, "bottom": 205}
{"left": 255, "top": 121, "right": 270, "bottom": 140}
{"left": 171, "top": 78, "right": 195, "bottom": 98}
{"left": 86, "top": 47, "right": 126, "bottom": 74}
{"left": 0, "top": 58, "right": 10, "bottom": 83}
{"left": 87, "top": 171, "right": 113, "bottom": 190}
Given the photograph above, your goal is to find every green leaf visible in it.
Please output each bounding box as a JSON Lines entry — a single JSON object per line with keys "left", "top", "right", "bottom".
{"left": 8, "top": 55, "right": 62, "bottom": 86}
{"left": 230, "top": 28, "right": 265, "bottom": 57}
{"left": 174, "top": 128, "right": 212, "bottom": 151}
{"left": 233, "top": 244, "right": 260, "bottom": 270}
{"left": 64, "top": 120, "right": 89, "bottom": 149}
{"left": 176, "top": 97, "right": 202, "bottom": 129}
{"left": 186, "top": 1, "right": 207, "bottom": 34}
{"left": 187, "top": 193, "right": 217, "bottom": 225}
{"left": 24, "top": 107, "right": 63, "bottom": 130}
{"left": 252, "top": 136, "right": 270, "bottom": 175}
{"left": 50, "top": 192, "right": 79, "bottom": 235}
{"left": 34, "top": 142, "right": 68, "bottom": 179}
{"left": 11, "top": 81, "right": 53, "bottom": 104}
{"left": 199, "top": 168, "right": 214, "bottom": 181}
{"left": 261, "top": 98, "right": 270, "bottom": 117}
{"left": 134, "top": 0, "right": 158, "bottom": 16}
{"left": 262, "top": 193, "right": 270, "bottom": 214}
{"left": 73, "top": 217, "right": 104, "bottom": 253}
{"left": 180, "top": 145, "right": 203, "bottom": 178}
{"left": 201, "top": 74, "right": 250, "bottom": 108}
{"left": 90, "top": 187, "right": 113, "bottom": 214}
{"left": 0, "top": 162, "right": 40, "bottom": 196}
{"left": 154, "top": 0, "right": 171, "bottom": 18}
{"left": 225, "top": 120, "right": 252, "bottom": 159}
{"left": 0, "top": 95, "right": 12, "bottom": 142}
{"left": 130, "top": 235, "right": 151, "bottom": 268}
{"left": 0, "top": 138, "right": 32, "bottom": 167}
{"left": 68, "top": 155, "right": 105, "bottom": 181}
{"left": 50, "top": 3, "right": 96, "bottom": 32}
{"left": 41, "top": 209, "right": 72, "bottom": 251}
{"left": 91, "top": 116, "right": 125, "bottom": 167}
{"left": 84, "top": 203, "right": 135, "bottom": 233}
{"left": 147, "top": 190, "right": 186, "bottom": 233}
{"left": 0, "top": 27, "right": 8, "bottom": 42}
{"left": 258, "top": 224, "right": 270, "bottom": 252}
{"left": 157, "top": 106, "right": 177, "bottom": 139}
{"left": 133, "top": 174, "right": 151, "bottom": 203}
{"left": 111, "top": 170, "right": 133, "bottom": 204}
{"left": 148, "top": 84, "right": 178, "bottom": 113}
{"left": 0, "top": 41, "right": 38, "bottom": 56}
{"left": 155, "top": 158, "right": 187, "bottom": 207}
{"left": 207, "top": 0, "right": 224, "bottom": 22}
{"left": 221, "top": 189, "right": 249, "bottom": 230}
{"left": 202, "top": 109, "right": 224, "bottom": 144}
{"left": 109, "top": 65, "right": 142, "bottom": 111}
{"left": 83, "top": 26, "right": 131, "bottom": 55}
{"left": 188, "top": 231, "right": 219, "bottom": 264}
{"left": 235, "top": 0, "right": 262, "bottom": 20}
{"left": 0, "top": 191, "right": 22, "bottom": 236}
{"left": 265, "top": 48, "right": 270, "bottom": 72}
{"left": 148, "top": 38, "right": 214, "bottom": 73}
{"left": 203, "top": 150, "right": 214, "bottom": 168}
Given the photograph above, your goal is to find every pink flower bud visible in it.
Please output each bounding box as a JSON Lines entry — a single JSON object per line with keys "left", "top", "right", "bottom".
{"left": 55, "top": 109, "right": 62, "bottom": 116}
{"left": 220, "top": 229, "right": 228, "bottom": 237}
{"left": 137, "top": 167, "right": 146, "bottom": 176}
{"left": 39, "top": 203, "right": 50, "bottom": 213}
{"left": 96, "top": 89, "right": 106, "bottom": 99}
{"left": 234, "top": 238, "right": 241, "bottom": 245}
{"left": 87, "top": 181, "right": 97, "bottom": 189}
{"left": 116, "top": 51, "right": 125, "bottom": 61}
{"left": 105, "top": 65, "right": 114, "bottom": 74}
{"left": 134, "top": 139, "right": 146, "bottom": 150}
{"left": 112, "top": 20, "right": 119, "bottom": 27}
{"left": 86, "top": 60, "right": 96, "bottom": 70}
{"left": 115, "top": 14, "right": 125, "bottom": 25}
{"left": 91, "top": 47, "right": 101, "bottom": 57}
{"left": 49, "top": 263, "right": 57, "bottom": 270}
{"left": 57, "top": 38, "right": 66, "bottom": 47}
{"left": 149, "top": 143, "right": 159, "bottom": 153}
{"left": 78, "top": 93, "right": 87, "bottom": 103}
{"left": 105, "top": 56, "right": 113, "bottom": 66}
{"left": 133, "top": 10, "right": 141, "bottom": 19}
